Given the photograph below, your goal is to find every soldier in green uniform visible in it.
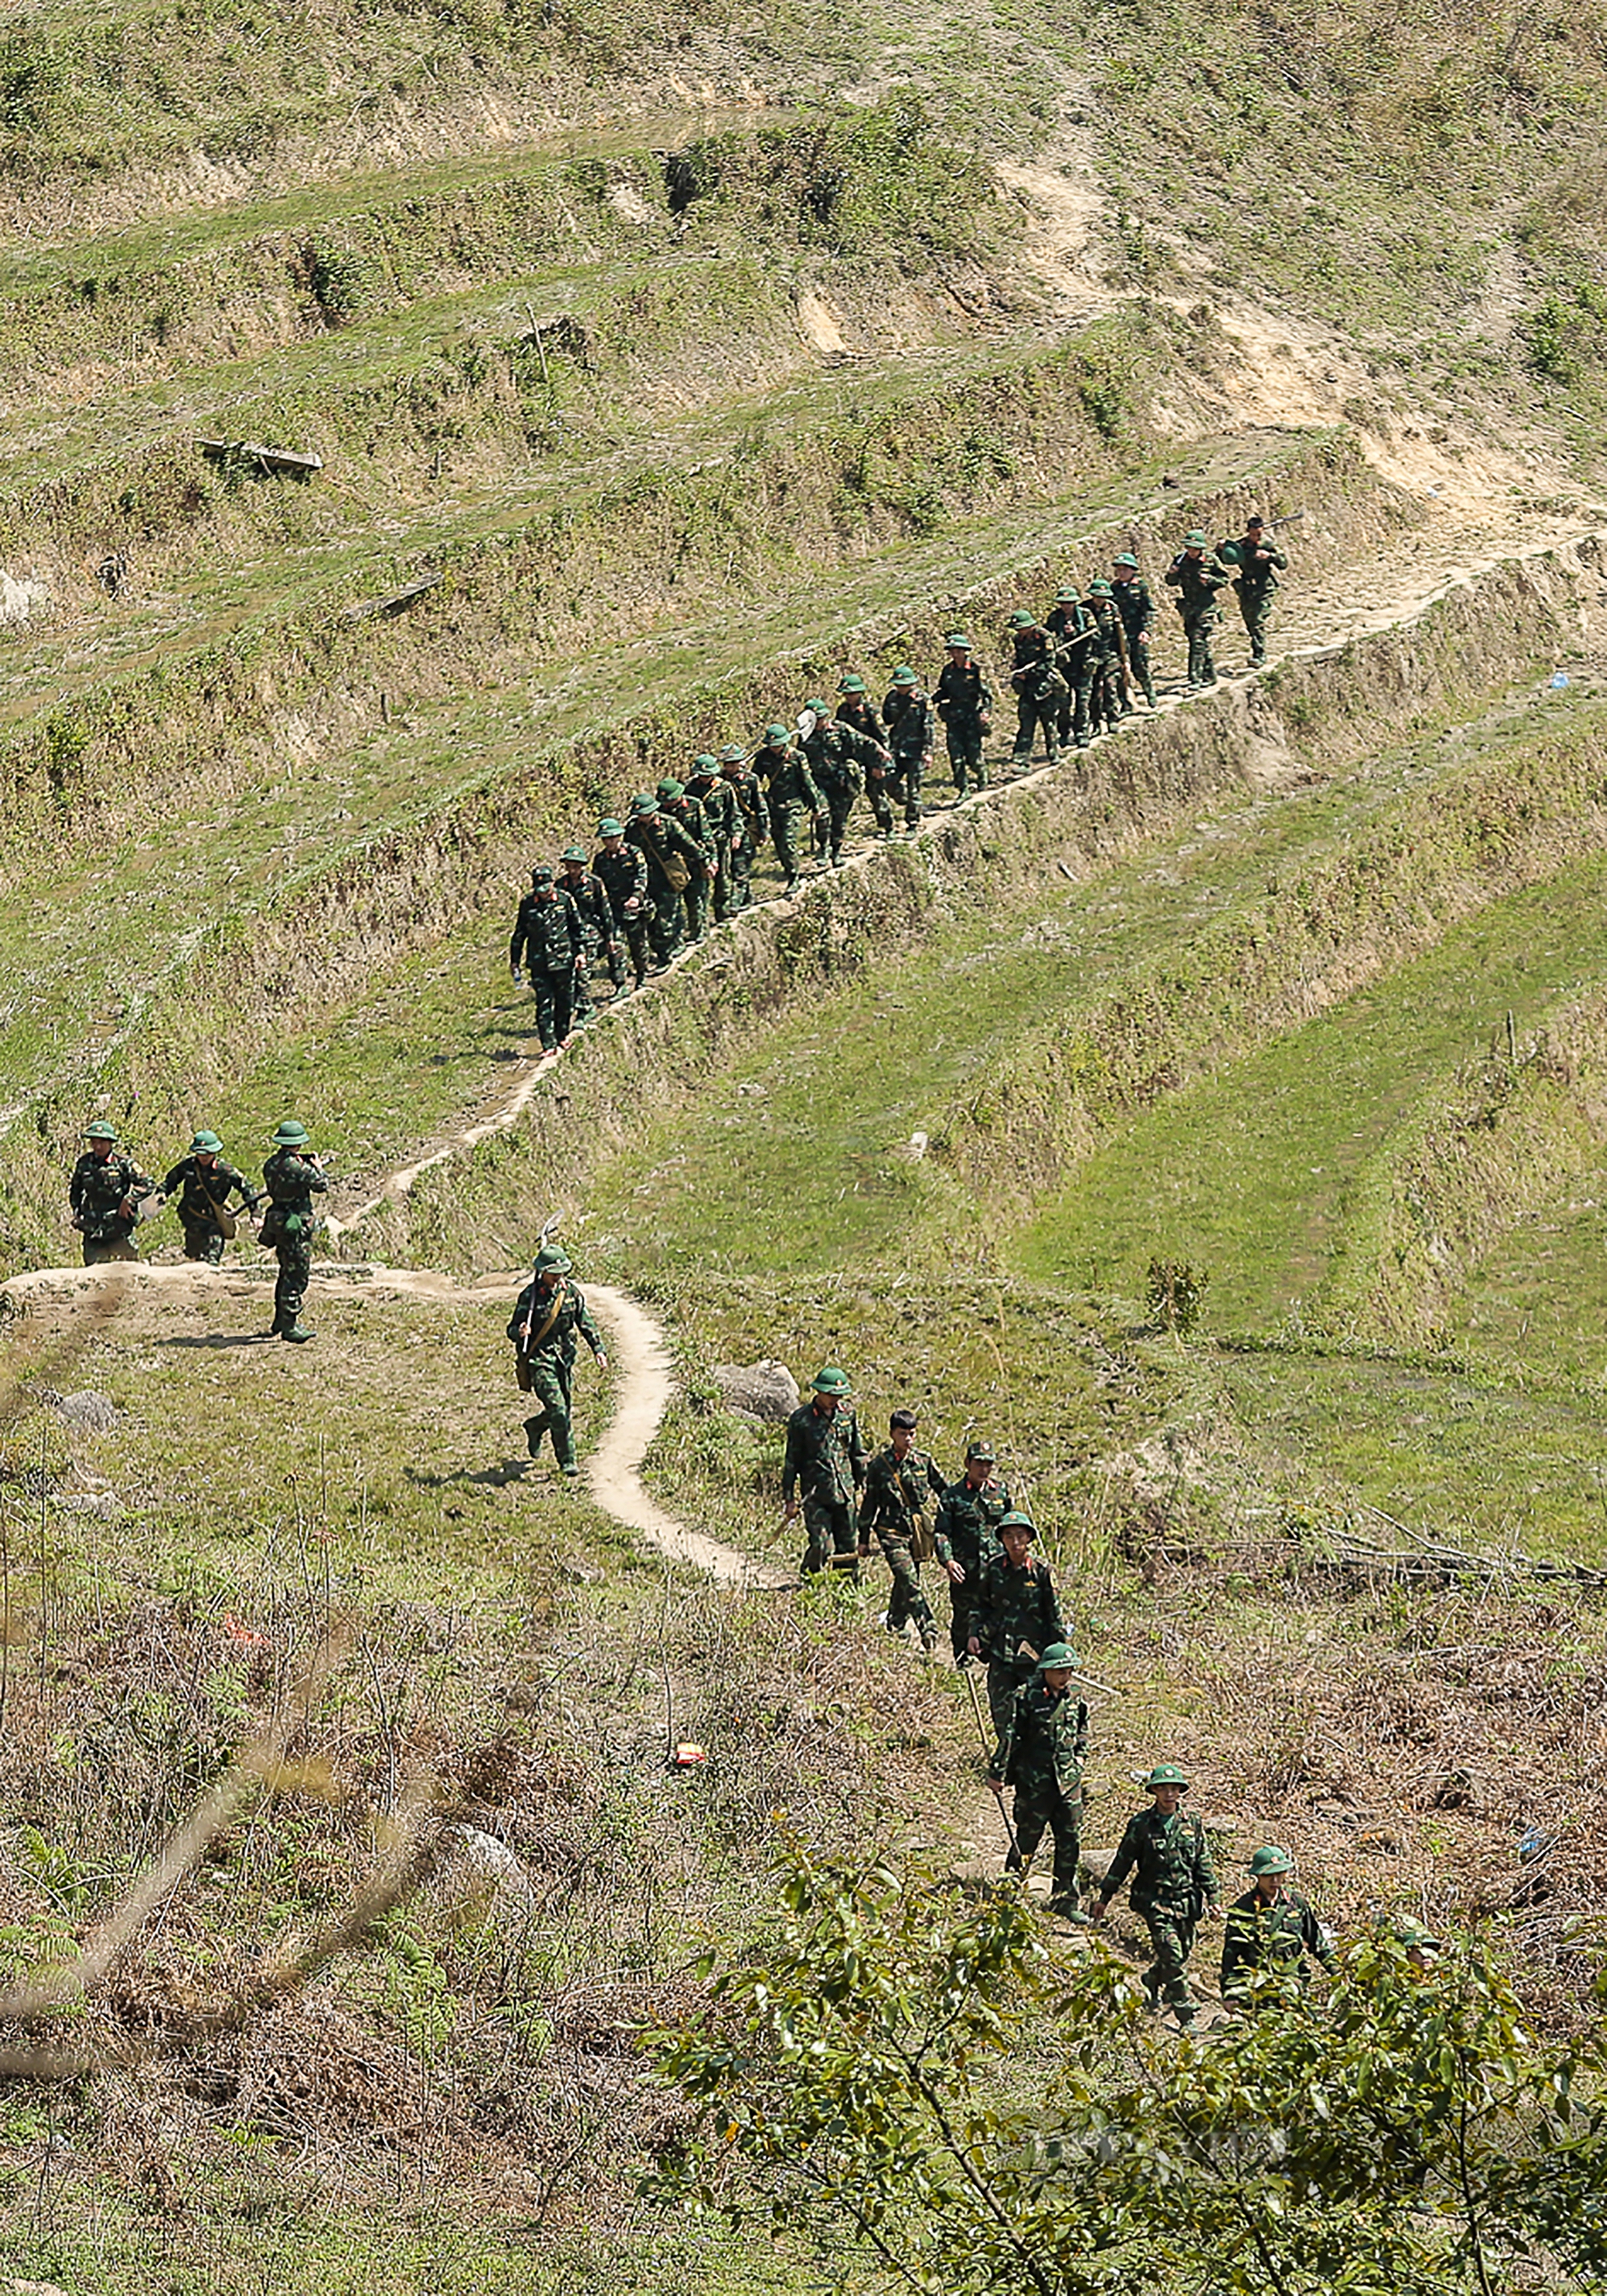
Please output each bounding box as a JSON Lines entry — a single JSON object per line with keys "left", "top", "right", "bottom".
{"left": 835, "top": 671, "right": 887, "bottom": 750}
{"left": 782, "top": 1366, "right": 867, "bottom": 1579}
{"left": 1090, "top": 1762, "right": 1222, "bottom": 2025}
{"left": 880, "top": 668, "right": 933, "bottom": 832}
{"left": 934, "top": 1438, "right": 1012, "bottom": 1662}
{"left": 988, "top": 1641, "right": 1089, "bottom": 1915}
{"left": 1219, "top": 513, "right": 1287, "bottom": 666}
{"left": 1007, "top": 611, "right": 1067, "bottom": 770}
{"left": 688, "top": 754, "right": 739, "bottom": 923}
{"left": 68, "top": 1121, "right": 156, "bottom": 1265}
{"left": 509, "top": 863, "right": 585, "bottom": 1053}
{"left": 856, "top": 1407, "right": 947, "bottom": 1648}
{"left": 1045, "top": 586, "right": 1098, "bottom": 751}
{"left": 719, "top": 744, "right": 770, "bottom": 912}
{"left": 625, "top": 792, "right": 706, "bottom": 963}
{"left": 160, "top": 1130, "right": 260, "bottom": 1264}
{"left": 1164, "top": 529, "right": 1233, "bottom": 690}
{"left": 1221, "top": 1845, "right": 1335, "bottom": 2009}
{"left": 558, "top": 844, "right": 623, "bottom": 1020}
{"left": 1110, "top": 553, "right": 1158, "bottom": 708}
{"left": 754, "top": 724, "right": 826, "bottom": 895}
{"left": 592, "top": 819, "right": 652, "bottom": 993}
{"left": 934, "top": 633, "right": 994, "bottom": 794}
{"left": 970, "top": 1511, "right": 1068, "bottom": 1739}
{"left": 507, "top": 1244, "right": 609, "bottom": 1481}
{"left": 657, "top": 778, "right": 715, "bottom": 943}
{"left": 1083, "top": 582, "right": 1130, "bottom": 737}
{"left": 804, "top": 700, "right": 885, "bottom": 866}
{"left": 259, "top": 1118, "right": 327, "bottom": 1342}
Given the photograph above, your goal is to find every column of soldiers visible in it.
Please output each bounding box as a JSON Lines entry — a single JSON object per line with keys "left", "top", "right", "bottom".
{"left": 504, "top": 520, "right": 1292, "bottom": 1027}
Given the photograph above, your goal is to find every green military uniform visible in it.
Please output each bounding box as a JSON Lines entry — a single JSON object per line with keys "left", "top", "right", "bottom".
{"left": 934, "top": 638, "right": 993, "bottom": 793}
{"left": 989, "top": 1648, "right": 1090, "bottom": 1914}
{"left": 783, "top": 1371, "right": 867, "bottom": 1577}
{"left": 68, "top": 1123, "right": 154, "bottom": 1265}
{"left": 509, "top": 867, "right": 585, "bottom": 1052}
{"left": 260, "top": 1121, "right": 327, "bottom": 1341}
{"left": 754, "top": 729, "right": 824, "bottom": 893}
{"left": 1221, "top": 1848, "right": 1335, "bottom": 2008}
{"left": 1083, "top": 584, "right": 1130, "bottom": 736}
{"left": 592, "top": 823, "right": 652, "bottom": 991}
{"left": 1008, "top": 615, "right": 1066, "bottom": 770}
{"left": 804, "top": 705, "right": 882, "bottom": 866}
{"left": 625, "top": 794, "right": 707, "bottom": 962}
{"left": 658, "top": 779, "right": 714, "bottom": 942}
{"left": 689, "top": 760, "right": 740, "bottom": 923}
{"left": 1110, "top": 557, "right": 1157, "bottom": 707}
{"left": 1221, "top": 519, "right": 1288, "bottom": 666}
{"left": 880, "top": 672, "right": 933, "bottom": 831}
{"left": 933, "top": 1454, "right": 1012, "bottom": 1661}
{"left": 1045, "top": 591, "right": 1098, "bottom": 750}
{"left": 507, "top": 1247, "right": 607, "bottom": 1479}
{"left": 161, "top": 1132, "right": 259, "bottom": 1265}
{"left": 972, "top": 1535, "right": 1068, "bottom": 1739}
{"left": 720, "top": 748, "right": 769, "bottom": 910}
{"left": 558, "top": 850, "right": 623, "bottom": 1017}
{"left": 1098, "top": 1769, "right": 1220, "bottom": 2023}
{"left": 857, "top": 1438, "right": 946, "bottom": 1647}
{"left": 1164, "top": 533, "right": 1232, "bottom": 688}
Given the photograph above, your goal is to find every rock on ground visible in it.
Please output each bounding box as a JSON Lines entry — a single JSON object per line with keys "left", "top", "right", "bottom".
{"left": 712, "top": 1359, "right": 800, "bottom": 1423}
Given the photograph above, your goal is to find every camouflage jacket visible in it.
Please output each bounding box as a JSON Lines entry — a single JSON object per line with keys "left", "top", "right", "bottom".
{"left": 689, "top": 776, "right": 739, "bottom": 849}
{"left": 1164, "top": 550, "right": 1232, "bottom": 615}
{"left": 507, "top": 1277, "right": 605, "bottom": 1364}
{"left": 857, "top": 1444, "right": 946, "bottom": 1543}
{"left": 663, "top": 794, "right": 713, "bottom": 856}
{"left": 932, "top": 1474, "right": 1012, "bottom": 1575}
{"left": 971, "top": 1551, "right": 1065, "bottom": 1666}
{"left": 1111, "top": 575, "right": 1156, "bottom": 643}
{"left": 836, "top": 696, "right": 888, "bottom": 749}
{"left": 881, "top": 688, "right": 934, "bottom": 764}
{"left": 69, "top": 1150, "right": 154, "bottom": 1240}
{"left": 1099, "top": 1806, "right": 1219, "bottom": 1915}
{"left": 1221, "top": 1885, "right": 1335, "bottom": 1999}
{"left": 934, "top": 660, "right": 994, "bottom": 726}
{"left": 1086, "top": 599, "right": 1128, "bottom": 669}
{"left": 1010, "top": 628, "right": 1067, "bottom": 701}
{"left": 782, "top": 1399, "right": 867, "bottom": 1508}
{"left": 262, "top": 1146, "right": 328, "bottom": 1219}
{"left": 592, "top": 844, "right": 650, "bottom": 925}
{"left": 1045, "top": 600, "right": 1098, "bottom": 659}
{"left": 560, "top": 873, "right": 616, "bottom": 955}
{"left": 1221, "top": 533, "right": 1288, "bottom": 596}
{"left": 804, "top": 717, "right": 881, "bottom": 801}
{"left": 161, "top": 1154, "right": 258, "bottom": 1228}
{"left": 724, "top": 770, "right": 770, "bottom": 850}
{"left": 627, "top": 811, "right": 708, "bottom": 904}
{"left": 759, "top": 748, "right": 824, "bottom": 815}
{"left": 990, "top": 1678, "right": 1089, "bottom": 1797}
{"left": 510, "top": 888, "right": 584, "bottom": 974}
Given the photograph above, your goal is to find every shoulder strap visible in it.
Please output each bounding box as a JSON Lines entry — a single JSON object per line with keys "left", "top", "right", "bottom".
{"left": 522, "top": 1281, "right": 568, "bottom": 1353}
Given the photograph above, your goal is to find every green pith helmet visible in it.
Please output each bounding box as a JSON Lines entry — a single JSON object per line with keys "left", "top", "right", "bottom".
{"left": 269, "top": 1119, "right": 309, "bottom": 1147}
{"left": 892, "top": 666, "right": 916, "bottom": 686}
{"left": 811, "top": 1366, "right": 852, "bottom": 1396}
{"left": 964, "top": 1437, "right": 996, "bottom": 1463}
{"left": 763, "top": 721, "right": 791, "bottom": 744}
{"left": 1037, "top": 1641, "right": 1078, "bottom": 1673}
{"left": 719, "top": 742, "right": 747, "bottom": 765}
{"left": 1144, "top": 1763, "right": 1189, "bottom": 1791}
{"left": 803, "top": 697, "right": 832, "bottom": 717}
{"left": 1114, "top": 552, "right": 1139, "bottom": 570}
{"left": 83, "top": 1120, "right": 119, "bottom": 1142}
{"left": 838, "top": 672, "right": 867, "bottom": 694}
{"left": 997, "top": 1510, "right": 1037, "bottom": 1537}
{"left": 945, "top": 631, "right": 971, "bottom": 649}
{"left": 1247, "top": 1845, "right": 1292, "bottom": 1878}
{"left": 1055, "top": 586, "right": 1080, "bottom": 603}
{"left": 190, "top": 1130, "right": 223, "bottom": 1154}
{"left": 531, "top": 863, "right": 554, "bottom": 884}
{"left": 533, "top": 1244, "right": 572, "bottom": 1276}
{"left": 691, "top": 752, "right": 719, "bottom": 774}
{"left": 1087, "top": 579, "right": 1112, "bottom": 597}
{"left": 1009, "top": 607, "right": 1036, "bottom": 628}
{"left": 598, "top": 817, "right": 624, "bottom": 838}
{"left": 630, "top": 792, "right": 660, "bottom": 816}
{"left": 559, "top": 844, "right": 587, "bottom": 864}
{"left": 657, "top": 777, "right": 685, "bottom": 800}
{"left": 1396, "top": 1919, "right": 1441, "bottom": 1954}
{"left": 1184, "top": 529, "right": 1208, "bottom": 547}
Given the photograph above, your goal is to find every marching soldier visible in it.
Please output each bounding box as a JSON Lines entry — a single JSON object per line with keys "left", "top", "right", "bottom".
{"left": 1164, "top": 529, "right": 1232, "bottom": 690}
{"left": 1110, "top": 553, "right": 1158, "bottom": 708}
{"left": 933, "top": 632, "right": 994, "bottom": 793}
{"left": 625, "top": 792, "right": 706, "bottom": 963}
{"left": 592, "top": 819, "right": 652, "bottom": 993}
{"left": 688, "top": 754, "right": 740, "bottom": 923}
{"left": 719, "top": 743, "right": 770, "bottom": 911}
{"left": 880, "top": 667, "right": 933, "bottom": 832}
{"left": 857, "top": 1407, "right": 947, "bottom": 1648}
{"left": 509, "top": 863, "right": 585, "bottom": 1053}
{"left": 507, "top": 1244, "right": 609, "bottom": 1482}
{"left": 1083, "top": 581, "right": 1130, "bottom": 737}
{"left": 1090, "top": 1762, "right": 1222, "bottom": 2025}
{"left": 67, "top": 1121, "right": 155, "bottom": 1265}
{"left": 657, "top": 778, "right": 715, "bottom": 943}
{"left": 934, "top": 1439, "right": 1012, "bottom": 1662}
{"left": 1007, "top": 611, "right": 1067, "bottom": 770}
{"left": 1045, "top": 586, "right": 1098, "bottom": 751}
{"left": 970, "top": 1511, "right": 1067, "bottom": 1740}
{"left": 160, "top": 1130, "right": 260, "bottom": 1264}
{"left": 754, "top": 723, "right": 826, "bottom": 895}
{"left": 783, "top": 1365, "right": 867, "bottom": 1578}
{"left": 1220, "top": 513, "right": 1288, "bottom": 666}
{"left": 558, "top": 844, "right": 623, "bottom": 1019}
{"left": 803, "top": 701, "right": 884, "bottom": 866}
{"left": 988, "top": 1642, "right": 1090, "bottom": 1916}
{"left": 1221, "top": 1845, "right": 1336, "bottom": 2009}
{"left": 259, "top": 1118, "right": 327, "bottom": 1343}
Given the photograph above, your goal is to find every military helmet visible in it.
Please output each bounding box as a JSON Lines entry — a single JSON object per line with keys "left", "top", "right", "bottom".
{"left": 1395, "top": 1919, "right": 1441, "bottom": 1955}
{"left": 657, "top": 777, "right": 685, "bottom": 800}
{"left": 803, "top": 697, "right": 832, "bottom": 717}
{"left": 1087, "top": 579, "right": 1112, "bottom": 597}
{"left": 1036, "top": 1640, "right": 1078, "bottom": 1673}
{"left": 83, "top": 1119, "right": 119, "bottom": 1142}
{"left": 763, "top": 721, "right": 791, "bottom": 744}
{"left": 944, "top": 631, "right": 971, "bottom": 649}
{"left": 719, "top": 742, "right": 747, "bottom": 765}
{"left": 190, "top": 1130, "right": 223, "bottom": 1154}
{"left": 691, "top": 752, "right": 719, "bottom": 774}
{"left": 533, "top": 1244, "right": 572, "bottom": 1275}
{"left": 891, "top": 666, "right": 916, "bottom": 686}
{"left": 963, "top": 1437, "right": 996, "bottom": 1463}
{"left": 598, "top": 817, "right": 624, "bottom": 838}
{"left": 530, "top": 863, "right": 554, "bottom": 884}
{"left": 559, "top": 844, "right": 587, "bottom": 864}
{"left": 838, "top": 672, "right": 867, "bottom": 694}
{"left": 1247, "top": 1845, "right": 1292, "bottom": 1877}
{"left": 1144, "top": 1763, "right": 1189, "bottom": 1791}
{"left": 1113, "top": 552, "right": 1139, "bottom": 570}
{"left": 1009, "top": 607, "right": 1036, "bottom": 628}
{"left": 1184, "top": 529, "right": 1208, "bottom": 547}
{"left": 811, "top": 1365, "right": 852, "bottom": 1395}
{"left": 997, "top": 1510, "right": 1037, "bottom": 1536}
{"left": 630, "top": 792, "right": 660, "bottom": 816}
{"left": 269, "top": 1119, "right": 309, "bottom": 1146}
{"left": 1055, "top": 586, "right": 1080, "bottom": 603}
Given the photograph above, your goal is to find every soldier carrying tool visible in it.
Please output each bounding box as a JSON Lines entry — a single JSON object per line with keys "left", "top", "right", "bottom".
{"left": 67, "top": 1121, "right": 156, "bottom": 1266}
{"left": 160, "top": 1130, "right": 261, "bottom": 1264}
{"left": 988, "top": 1641, "right": 1090, "bottom": 1919}
{"left": 259, "top": 1118, "right": 328, "bottom": 1343}
{"left": 507, "top": 1242, "right": 609, "bottom": 1484}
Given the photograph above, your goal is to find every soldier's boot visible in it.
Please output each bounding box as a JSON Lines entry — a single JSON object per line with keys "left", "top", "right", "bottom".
{"left": 1142, "top": 1970, "right": 1162, "bottom": 2012}
{"left": 523, "top": 1413, "right": 549, "bottom": 1460}
{"left": 974, "top": 758, "right": 990, "bottom": 789}
{"left": 281, "top": 1323, "right": 313, "bottom": 1344}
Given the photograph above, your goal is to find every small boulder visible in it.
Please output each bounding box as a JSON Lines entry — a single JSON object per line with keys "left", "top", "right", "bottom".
{"left": 712, "top": 1360, "right": 800, "bottom": 1424}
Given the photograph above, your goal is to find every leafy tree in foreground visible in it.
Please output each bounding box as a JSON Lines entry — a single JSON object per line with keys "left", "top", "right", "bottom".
{"left": 648, "top": 1840, "right": 1607, "bottom": 2295}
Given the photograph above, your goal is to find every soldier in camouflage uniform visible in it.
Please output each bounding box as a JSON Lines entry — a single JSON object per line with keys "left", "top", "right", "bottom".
{"left": 988, "top": 1641, "right": 1090, "bottom": 1914}
{"left": 160, "top": 1129, "right": 260, "bottom": 1264}
{"left": 803, "top": 700, "right": 884, "bottom": 866}
{"left": 657, "top": 778, "right": 714, "bottom": 943}
{"left": 1221, "top": 1845, "right": 1335, "bottom": 2009}
{"left": 1091, "top": 1762, "right": 1222, "bottom": 2025}
{"left": 1083, "top": 582, "right": 1130, "bottom": 737}
{"left": 1008, "top": 611, "right": 1067, "bottom": 770}
{"left": 879, "top": 668, "right": 933, "bottom": 832}
{"left": 68, "top": 1121, "right": 155, "bottom": 1265}
{"left": 719, "top": 745, "right": 770, "bottom": 912}
{"left": 688, "top": 754, "right": 739, "bottom": 923}
{"left": 507, "top": 1244, "right": 609, "bottom": 1481}
{"left": 783, "top": 1365, "right": 868, "bottom": 1579}
{"left": 626, "top": 792, "right": 707, "bottom": 963}
{"left": 754, "top": 724, "right": 826, "bottom": 894}
{"left": 558, "top": 844, "right": 623, "bottom": 1019}
{"left": 259, "top": 1117, "right": 327, "bottom": 1342}
{"left": 1045, "top": 586, "right": 1098, "bottom": 751}
{"left": 970, "top": 1511, "right": 1068, "bottom": 1740}
{"left": 1110, "top": 553, "right": 1157, "bottom": 708}
{"left": 934, "top": 1438, "right": 1012, "bottom": 1662}
{"left": 1164, "top": 529, "right": 1233, "bottom": 690}
{"left": 856, "top": 1407, "right": 947, "bottom": 1648}
{"left": 1220, "top": 513, "right": 1288, "bottom": 667}
{"left": 934, "top": 633, "right": 994, "bottom": 794}
{"left": 592, "top": 819, "right": 652, "bottom": 992}
{"left": 509, "top": 864, "right": 586, "bottom": 1053}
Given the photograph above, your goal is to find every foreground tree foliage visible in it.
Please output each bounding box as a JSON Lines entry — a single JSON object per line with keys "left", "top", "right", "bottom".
{"left": 649, "top": 1840, "right": 1607, "bottom": 2294}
